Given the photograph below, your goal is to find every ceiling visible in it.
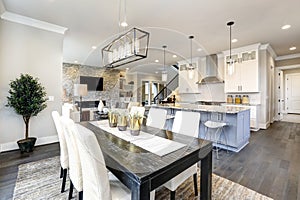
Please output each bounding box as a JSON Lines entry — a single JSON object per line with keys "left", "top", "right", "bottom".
{"left": 2, "top": 0, "right": 300, "bottom": 74}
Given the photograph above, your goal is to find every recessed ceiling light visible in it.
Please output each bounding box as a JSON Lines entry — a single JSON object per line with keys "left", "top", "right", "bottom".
{"left": 92, "top": 46, "right": 97, "bottom": 49}
{"left": 74, "top": 60, "right": 78, "bottom": 63}
{"left": 281, "top": 24, "right": 291, "bottom": 30}
{"left": 155, "top": 60, "right": 159, "bottom": 63}
{"left": 231, "top": 38, "right": 238, "bottom": 43}
{"left": 197, "top": 48, "right": 202, "bottom": 52}
{"left": 120, "top": 21, "right": 128, "bottom": 27}
{"left": 126, "top": 67, "right": 129, "bottom": 70}
{"left": 155, "top": 71, "right": 158, "bottom": 74}
{"left": 289, "top": 46, "right": 296, "bottom": 51}
{"left": 172, "top": 55, "right": 177, "bottom": 58}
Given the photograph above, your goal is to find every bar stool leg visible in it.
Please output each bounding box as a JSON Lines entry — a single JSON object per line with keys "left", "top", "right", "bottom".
{"left": 222, "top": 128, "right": 229, "bottom": 153}
{"left": 215, "top": 128, "right": 220, "bottom": 160}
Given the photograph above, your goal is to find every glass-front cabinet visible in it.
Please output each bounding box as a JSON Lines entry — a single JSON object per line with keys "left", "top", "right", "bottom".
{"left": 224, "top": 44, "right": 260, "bottom": 93}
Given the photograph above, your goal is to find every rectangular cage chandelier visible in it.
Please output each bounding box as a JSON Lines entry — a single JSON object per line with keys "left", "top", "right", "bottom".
{"left": 102, "top": 27, "right": 150, "bottom": 68}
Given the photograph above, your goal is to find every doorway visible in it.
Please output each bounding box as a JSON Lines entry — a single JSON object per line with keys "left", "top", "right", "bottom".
{"left": 285, "top": 73, "right": 300, "bottom": 114}
{"left": 275, "top": 64, "right": 300, "bottom": 122}
{"left": 142, "top": 81, "right": 164, "bottom": 105}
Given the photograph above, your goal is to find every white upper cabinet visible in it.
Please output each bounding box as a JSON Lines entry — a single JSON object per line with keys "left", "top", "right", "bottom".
{"left": 223, "top": 44, "right": 260, "bottom": 93}
{"left": 178, "top": 59, "right": 199, "bottom": 93}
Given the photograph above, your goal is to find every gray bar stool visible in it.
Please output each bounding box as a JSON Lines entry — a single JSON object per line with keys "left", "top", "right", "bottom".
{"left": 204, "top": 120, "right": 228, "bottom": 159}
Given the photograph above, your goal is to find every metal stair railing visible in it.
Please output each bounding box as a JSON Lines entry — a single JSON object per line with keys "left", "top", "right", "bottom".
{"left": 153, "top": 73, "right": 178, "bottom": 104}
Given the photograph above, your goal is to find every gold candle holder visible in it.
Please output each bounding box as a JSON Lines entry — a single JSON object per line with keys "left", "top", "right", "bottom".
{"left": 118, "top": 115, "right": 128, "bottom": 131}
{"left": 108, "top": 111, "right": 118, "bottom": 127}
{"left": 129, "top": 114, "right": 143, "bottom": 136}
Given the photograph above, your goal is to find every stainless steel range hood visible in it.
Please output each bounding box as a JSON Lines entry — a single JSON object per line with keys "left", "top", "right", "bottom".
{"left": 197, "top": 54, "right": 224, "bottom": 84}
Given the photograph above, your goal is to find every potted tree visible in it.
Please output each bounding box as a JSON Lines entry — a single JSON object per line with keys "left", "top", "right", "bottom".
{"left": 6, "top": 74, "right": 47, "bottom": 153}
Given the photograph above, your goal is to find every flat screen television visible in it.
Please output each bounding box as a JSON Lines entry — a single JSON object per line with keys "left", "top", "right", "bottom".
{"left": 80, "top": 76, "right": 103, "bottom": 91}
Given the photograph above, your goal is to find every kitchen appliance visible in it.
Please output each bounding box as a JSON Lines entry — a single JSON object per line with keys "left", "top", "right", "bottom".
{"left": 197, "top": 54, "right": 224, "bottom": 84}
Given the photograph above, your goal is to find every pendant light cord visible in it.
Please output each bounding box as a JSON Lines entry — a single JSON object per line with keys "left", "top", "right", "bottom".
{"left": 118, "top": 0, "right": 127, "bottom": 32}
{"left": 118, "top": 0, "right": 121, "bottom": 32}
{"left": 124, "top": 0, "right": 127, "bottom": 25}
{"left": 163, "top": 45, "right": 167, "bottom": 71}
{"left": 229, "top": 25, "right": 231, "bottom": 59}
{"left": 227, "top": 21, "right": 235, "bottom": 60}
{"left": 189, "top": 35, "right": 194, "bottom": 68}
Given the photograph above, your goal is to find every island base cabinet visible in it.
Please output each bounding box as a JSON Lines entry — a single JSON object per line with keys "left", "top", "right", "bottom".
{"left": 151, "top": 105, "right": 251, "bottom": 153}
{"left": 199, "top": 110, "right": 250, "bottom": 153}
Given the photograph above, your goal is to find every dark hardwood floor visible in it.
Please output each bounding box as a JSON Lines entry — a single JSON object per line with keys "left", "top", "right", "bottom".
{"left": 0, "top": 121, "right": 299, "bottom": 200}
{"left": 0, "top": 143, "right": 60, "bottom": 200}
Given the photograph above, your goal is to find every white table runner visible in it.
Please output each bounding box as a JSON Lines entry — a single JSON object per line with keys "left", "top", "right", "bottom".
{"left": 89, "top": 120, "right": 186, "bottom": 156}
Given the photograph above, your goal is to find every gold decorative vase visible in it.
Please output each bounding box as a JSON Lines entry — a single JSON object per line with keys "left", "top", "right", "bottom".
{"left": 118, "top": 115, "right": 128, "bottom": 131}
{"left": 129, "top": 115, "right": 143, "bottom": 136}
{"left": 108, "top": 111, "right": 118, "bottom": 127}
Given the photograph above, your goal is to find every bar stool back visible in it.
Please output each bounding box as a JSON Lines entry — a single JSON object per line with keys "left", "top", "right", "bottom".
{"left": 204, "top": 118, "right": 228, "bottom": 159}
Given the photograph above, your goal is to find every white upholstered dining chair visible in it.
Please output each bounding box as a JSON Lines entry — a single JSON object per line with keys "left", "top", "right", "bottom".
{"left": 73, "top": 122, "right": 156, "bottom": 200}
{"left": 129, "top": 106, "right": 145, "bottom": 117}
{"left": 127, "top": 101, "right": 140, "bottom": 112}
{"left": 163, "top": 110, "right": 201, "bottom": 200}
{"left": 51, "top": 111, "right": 69, "bottom": 193}
{"left": 146, "top": 108, "right": 168, "bottom": 129}
{"left": 60, "top": 117, "right": 83, "bottom": 200}
{"left": 74, "top": 123, "right": 130, "bottom": 200}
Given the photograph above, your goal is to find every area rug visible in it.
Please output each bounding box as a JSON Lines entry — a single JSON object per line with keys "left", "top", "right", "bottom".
{"left": 13, "top": 157, "right": 273, "bottom": 200}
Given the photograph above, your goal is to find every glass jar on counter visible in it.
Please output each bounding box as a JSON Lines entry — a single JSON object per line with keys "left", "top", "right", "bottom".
{"left": 227, "top": 95, "right": 233, "bottom": 104}
{"left": 235, "top": 95, "right": 241, "bottom": 104}
{"left": 242, "top": 95, "right": 249, "bottom": 105}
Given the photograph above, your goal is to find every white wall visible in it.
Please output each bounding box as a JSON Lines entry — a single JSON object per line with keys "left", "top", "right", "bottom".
{"left": 258, "top": 49, "right": 275, "bottom": 129}
{"left": 0, "top": 19, "right": 64, "bottom": 152}
{"left": 0, "top": 1, "right": 5, "bottom": 15}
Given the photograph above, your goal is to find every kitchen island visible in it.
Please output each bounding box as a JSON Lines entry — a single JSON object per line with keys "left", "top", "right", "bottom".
{"left": 151, "top": 103, "right": 250, "bottom": 152}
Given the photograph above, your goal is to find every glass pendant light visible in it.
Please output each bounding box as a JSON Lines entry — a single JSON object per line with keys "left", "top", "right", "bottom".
{"left": 227, "top": 21, "right": 235, "bottom": 76}
{"left": 162, "top": 45, "right": 168, "bottom": 82}
{"left": 188, "top": 35, "right": 195, "bottom": 79}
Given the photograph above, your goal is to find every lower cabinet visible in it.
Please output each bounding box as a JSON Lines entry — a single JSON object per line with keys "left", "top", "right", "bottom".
{"left": 199, "top": 110, "right": 250, "bottom": 152}
{"left": 161, "top": 106, "right": 251, "bottom": 153}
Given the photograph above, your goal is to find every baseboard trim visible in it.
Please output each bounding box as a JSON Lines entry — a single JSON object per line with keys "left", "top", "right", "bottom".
{"left": 0, "top": 135, "right": 58, "bottom": 153}
{"left": 259, "top": 122, "right": 270, "bottom": 129}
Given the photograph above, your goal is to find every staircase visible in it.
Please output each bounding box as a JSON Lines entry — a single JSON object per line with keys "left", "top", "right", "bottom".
{"left": 153, "top": 65, "right": 178, "bottom": 104}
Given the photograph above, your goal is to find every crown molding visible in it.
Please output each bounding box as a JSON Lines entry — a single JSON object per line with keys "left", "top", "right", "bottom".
{"left": 260, "top": 43, "right": 277, "bottom": 59}
{"left": 275, "top": 53, "right": 300, "bottom": 61}
{"left": 0, "top": 11, "right": 67, "bottom": 34}
{"left": 223, "top": 43, "right": 261, "bottom": 56}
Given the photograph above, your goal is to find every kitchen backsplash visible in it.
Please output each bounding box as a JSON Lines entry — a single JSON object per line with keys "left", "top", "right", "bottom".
{"left": 178, "top": 83, "right": 225, "bottom": 103}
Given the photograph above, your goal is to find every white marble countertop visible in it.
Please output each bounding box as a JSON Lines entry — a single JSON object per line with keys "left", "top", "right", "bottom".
{"left": 151, "top": 103, "right": 250, "bottom": 114}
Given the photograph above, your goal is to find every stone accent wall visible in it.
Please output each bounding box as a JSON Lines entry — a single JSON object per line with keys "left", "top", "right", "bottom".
{"left": 62, "top": 63, "right": 125, "bottom": 107}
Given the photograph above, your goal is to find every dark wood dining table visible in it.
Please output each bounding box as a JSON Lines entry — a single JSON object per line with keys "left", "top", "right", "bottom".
{"left": 81, "top": 121, "right": 213, "bottom": 200}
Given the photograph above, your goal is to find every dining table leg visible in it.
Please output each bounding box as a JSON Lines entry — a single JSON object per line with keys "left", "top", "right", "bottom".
{"left": 200, "top": 150, "right": 212, "bottom": 200}
{"left": 131, "top": 180, "right": 150, "bottom": 200}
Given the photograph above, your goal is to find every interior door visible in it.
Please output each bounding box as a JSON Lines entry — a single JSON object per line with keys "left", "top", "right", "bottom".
{"left": 286, "top": 73, "right": 300, "bottom": 114}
